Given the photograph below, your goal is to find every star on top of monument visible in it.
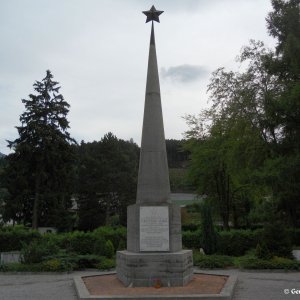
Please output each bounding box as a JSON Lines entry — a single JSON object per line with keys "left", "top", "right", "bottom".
{"left": 142, "top": 5, "right": 164, "bottom": 23}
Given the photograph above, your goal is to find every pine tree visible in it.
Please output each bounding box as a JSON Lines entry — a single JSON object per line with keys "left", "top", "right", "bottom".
{"left": 5, "top": 70, "right": 76, "bottom": 229}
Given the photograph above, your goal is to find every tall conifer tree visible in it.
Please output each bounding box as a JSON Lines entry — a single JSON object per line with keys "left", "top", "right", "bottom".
{"left": 5, "top": 70, "right": 76, "bottom": 229}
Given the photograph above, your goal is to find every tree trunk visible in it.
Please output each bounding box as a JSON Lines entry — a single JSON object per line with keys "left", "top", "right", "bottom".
{"left": 32, "top": 171, "right": 41, "bottom": 229}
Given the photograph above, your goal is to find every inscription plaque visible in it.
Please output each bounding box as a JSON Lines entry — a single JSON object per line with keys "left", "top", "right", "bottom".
{"left": 140, "top": 206, "right": 169, "bottom": 251}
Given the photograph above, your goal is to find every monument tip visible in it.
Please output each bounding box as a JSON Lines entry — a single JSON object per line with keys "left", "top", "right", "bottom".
{"left": 142, "top": 5, "right": 164, "bottom": 23}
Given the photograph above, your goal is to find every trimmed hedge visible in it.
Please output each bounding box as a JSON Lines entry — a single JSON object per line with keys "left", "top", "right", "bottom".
{"left": 193, "top": 252, "right": 234, "bottom": 268}
{"left": 0, "top": 226, "right": 40, "bottom": 251}
{"left": 1, "top": 225, "right": 299, "bottom": 259}
{"left": 216, "top": 229, "right": 262, "bottom": 256}
{"left": 182, "top": 229, "right": 262, "bottom": 256}
{"left": 237, "top": 255, "right": 300, "bottom": 270}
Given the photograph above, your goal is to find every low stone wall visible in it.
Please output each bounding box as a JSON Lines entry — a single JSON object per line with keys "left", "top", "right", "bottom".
{"left": 0, "top": 251, "right": 21, "bottom": 264}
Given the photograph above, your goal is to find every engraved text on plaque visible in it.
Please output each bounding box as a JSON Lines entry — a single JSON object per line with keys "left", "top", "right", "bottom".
{"left": 140, "top": 206, "right": 169, "bottom": 251}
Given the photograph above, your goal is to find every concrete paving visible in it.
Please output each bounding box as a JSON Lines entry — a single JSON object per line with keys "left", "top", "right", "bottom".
{"left": 0, "top": 269, "right": 300, "bottom": 300}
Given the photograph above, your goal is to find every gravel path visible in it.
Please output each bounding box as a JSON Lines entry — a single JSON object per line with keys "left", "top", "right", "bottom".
{"left": 0, "top": 269, "right": 300, "bottom": 300}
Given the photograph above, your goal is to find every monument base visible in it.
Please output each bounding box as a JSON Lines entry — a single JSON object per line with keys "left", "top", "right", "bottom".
{"left": 116, "top": 250, "right": 193, "bottom": 287}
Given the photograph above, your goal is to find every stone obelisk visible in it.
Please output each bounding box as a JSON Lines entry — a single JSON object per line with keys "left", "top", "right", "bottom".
{"left": 116, "top": 6, "right": 193, "bottom": 287}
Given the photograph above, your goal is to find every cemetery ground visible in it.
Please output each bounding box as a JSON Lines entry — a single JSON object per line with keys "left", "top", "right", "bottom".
{"left": 0, "top": 269, "right": 300, "bottom": 300}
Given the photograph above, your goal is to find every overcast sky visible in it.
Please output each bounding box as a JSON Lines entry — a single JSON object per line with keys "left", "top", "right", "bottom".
{"left": 0, "top": 0, "right": 276, "bottom": 154}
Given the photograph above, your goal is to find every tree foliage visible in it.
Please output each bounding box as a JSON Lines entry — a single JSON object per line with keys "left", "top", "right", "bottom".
{"left": 185, "top": 0, "right": 300, "bottom": 228}
{"left": 2, "top": 70, "right": 76, "bottom": 229}
{"left": 76, "top": 133, "right": 139, "bottom": 230}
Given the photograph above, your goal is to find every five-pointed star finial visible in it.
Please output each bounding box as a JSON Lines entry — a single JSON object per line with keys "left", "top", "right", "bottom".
{"left": 142, "top": 5, "right": 164, "bottom": 23}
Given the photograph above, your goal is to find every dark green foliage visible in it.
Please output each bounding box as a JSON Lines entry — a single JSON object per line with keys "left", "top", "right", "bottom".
{"left": 117, "top": 239, "right": 126, "bottom": 251}
{"left": 96, "top": 258, "right": 116, "bottom": 270}
{"left": 93, "top": 226, "right": 126, "bottom": 251}
{"left": 93, "top": 236, "right": 107, "bottom": 256}
{"left": 288, "top": 228, "right": 300, "bottom": 246}
{"left": 184, "top": 0, "right": 300, "bottom": 228}
{"left": 3, "top": 70, "right": 76, "bottom": 229}
{"left": 261, "top": 222, "right": 292, "bottom": 258}
{"left": 182, "top": 223, "right": 199, "bottom": 232}
{"left": 76, "top": 134, "right": 139, "bottom": 230}
{"left": 193, "top": 252, "right": 234, "bottom": 268}
{"left": 182, "top": 230, "right": 202, "bottom": 249}
{"left": 0, "top": 226, "right": 40, "bottom": 251}
{"left": 165, "top": 139, "right": 189, "bottom": 168}
{"left": 238, "top": 255, "right": 300, "bottom": 270}
{"left": 255, "top": 242, "right": 272, "bottom": 260}
{"left": 21, "top": 239, "right": 59, "bottom": 264}
{"left": 216, "top": 230, "right": 261, "bottom": 256}
{"left": 200, "top": 202, "right": 217, "bottom": 254}
{"left": 104, "top": 240, "right": 114, "bottom": 259}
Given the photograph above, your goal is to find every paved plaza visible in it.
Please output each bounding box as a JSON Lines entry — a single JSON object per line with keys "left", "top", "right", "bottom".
{"left": 0, "top": 269, "right": 300, "bottom": 300}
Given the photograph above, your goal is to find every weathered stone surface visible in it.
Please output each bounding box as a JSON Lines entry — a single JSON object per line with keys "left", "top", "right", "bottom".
{"left": 116, "top": 16, "right": 193, "bottom": 288}
{"left": 126, "top": 203, "right": 182, "bottom": 253}
{"left": 136, "top": 23, "right": 170, "bottom": 205}
{"left": 116, "top": 250, "right": 193, "bottom": 287}
{"left": 0, "top": 251, "right": 21, "bottom": 264}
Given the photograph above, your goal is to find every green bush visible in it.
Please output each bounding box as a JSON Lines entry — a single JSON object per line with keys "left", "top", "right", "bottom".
{"left": 0, "top": 262, "right": 44, "bottom": 272}
{"left": 117, "top": 239, "right": 126, "bottom": 251}
{"left": 182, "top": 230, "right": 202, "bottom": 249}
{"left": 193, "top": 252, "right": 234, "bottom": 268}
{"left": 41, "top": 258, "right": 73, "bottom": 272}
{"left": 262, "top": 222, "right": 292, "bottom": 258}
{"left": 238, "top": 255, "right": 300, "bottom": 270}
{"left": 96, "top": 258, "right": 115, "bottom": 270}
{"left": 93, "top": 226, "right": 126, "bottom": 250}
{"left": 182, "top": 223, "right": 199, "bottom": 232}
{"left": 288, "top": 228, "right": 300, "bottom": 246}
{"left": 255, "top": 241, "right": 272, "bottom": 259}
{"left": 21, "top": 239, "right": 59, "bottom": 264}
{"left": 217, "top": 230, "right": 261, "bottom": 256}
{"left": 104, "top": 240, "right": 114, "bottom": 258}
{"left": 73, "top": 255, "right": 104, "bottom": 269}
{"left": 200, "top": 202, "right": 217, "bottom": 254}
{"left": 0, "top": 226, "right": 40, "bottom": 251}
{"left": 65, "top": 231, "right": 96, "bottom": 255}
{"left": 93, "top": 236, "right": 106, "bottom": 256}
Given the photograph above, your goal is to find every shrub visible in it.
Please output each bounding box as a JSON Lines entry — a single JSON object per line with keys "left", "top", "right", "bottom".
{"left": 104, "top": 240, "right": 114, "bottom": 258}
{"left": 200, "top": 202, "right": 217, "bottom": 254}
{"left": 93, "top": 226, "right": 126, "bottom": 250}
{"left": 96, "top": 258, "right": 115, "bottom": 270}
{"left": 41, "top": 258, "right": 73, "bottom": 272}
{"left": 117, "top": 239, "right": 126, "bottom": 251}
{"left": 93, "top": 236, "right": 106, "bottom": 256}
{"left": 74, "top": 255, "right": 104, "bottom": 269}
{"left": 256, "top": 242, "right": 271, "bottom": 260}
{"left": 217, "top": 230, "right": 261, "bottom": 256}
{"left": 182, "top": 230, "right": 202, "bottom": 249}
{"left": 182, "top": 223, "right": 200, "bottom": 232}
{"left": 193, "top": 252, "right": 234, "bottom": 268}
{"left": 262, "top": 222, "right": 292, "bottom": 258}
{"left": 66, "top": 231, "right": 96, "bottom": 255}
{"left": 288, "top": 228, "right": 300, "bottom": 246}
{"left": 21, "top": 239, "right": 59, "bottom": 264}
{"left": 0, "top": 263, "right": 44, "bottom": 272}
{"left": 238, "top": 255, "right": 300, "bottom": 270}
{"left": 0, "top": 226, "right": 40, "bottom": 251}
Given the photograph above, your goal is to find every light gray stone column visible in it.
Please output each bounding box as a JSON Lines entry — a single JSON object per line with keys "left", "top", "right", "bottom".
{"left": 116, "top": 8, "right": 193, "bottom": 287}
{"left": 136, "top": 23, "right": 171, "bottom": 205}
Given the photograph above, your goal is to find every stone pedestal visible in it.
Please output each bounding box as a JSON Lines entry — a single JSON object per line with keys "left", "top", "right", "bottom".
{"left": 116, "top": 203, "right": 194, "bottom": 287}
{"left": 117, "top": 250, "right": 193, "bottom": 287}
